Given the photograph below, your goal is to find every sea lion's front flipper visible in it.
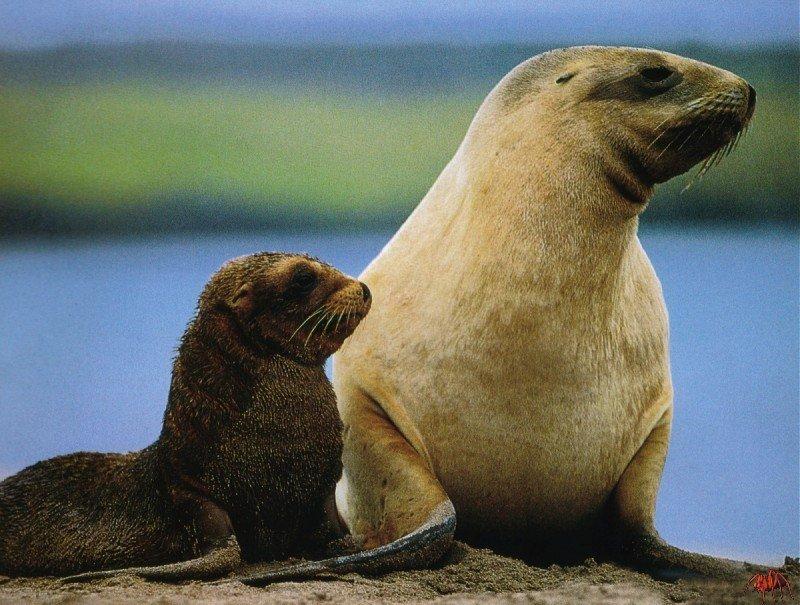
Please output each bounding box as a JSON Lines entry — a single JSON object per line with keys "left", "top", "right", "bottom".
{"left": 611, "top": 532, "right": 757, "bottom": 579}
{"left": 238, "top": 385, "right": 456, "bottom": 585}
{"left": 609, "top": 406, "right": 756, "bottom": 578}
{"left": 238, "top": 500, "right": 455, "bottom": 586}
{"left": 61, "top": 536, "right": 241, "bottom": 583}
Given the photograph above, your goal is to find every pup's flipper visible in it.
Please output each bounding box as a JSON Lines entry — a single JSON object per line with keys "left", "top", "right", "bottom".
{"left": 61, "top": 536, "right": 241, "bottom": 583}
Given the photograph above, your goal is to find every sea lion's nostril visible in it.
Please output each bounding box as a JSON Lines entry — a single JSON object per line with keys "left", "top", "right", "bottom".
{"left": 361, "top": 283, "right": 372, "bottom": 302}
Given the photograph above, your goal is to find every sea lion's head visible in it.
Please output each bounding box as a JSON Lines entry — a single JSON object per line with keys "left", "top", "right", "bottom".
{"left": 473, "top": 46, "right": 755, "bottom": 213}
{"left": 200, "top": 252, "right": 371, "bottom": 365}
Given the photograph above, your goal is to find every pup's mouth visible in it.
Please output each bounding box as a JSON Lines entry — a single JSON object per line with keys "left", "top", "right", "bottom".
{"left": 290, "top": 289, "right": 371, "bottom": 349}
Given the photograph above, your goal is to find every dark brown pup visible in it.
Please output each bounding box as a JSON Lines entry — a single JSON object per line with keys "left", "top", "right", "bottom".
{"left": 0, "top": 252, "right": 371, "bottom": 580}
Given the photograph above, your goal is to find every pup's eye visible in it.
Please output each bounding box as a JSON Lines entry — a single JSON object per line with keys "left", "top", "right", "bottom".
{"left": 556, "top": 72, "right": 575, "bottom": 84}
{"left": 640, "top": 66, "right": 673, "bottom": 83}
{"left": 291, "top": 268, "right": 317, "bottom": 292}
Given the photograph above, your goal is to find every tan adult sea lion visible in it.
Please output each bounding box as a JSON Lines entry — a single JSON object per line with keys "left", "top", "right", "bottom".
{"left": 0, "top": 252, "right": 372, "bottom": 579}
{"left": 327, "top": 46, "right": 757, "bottom": 578}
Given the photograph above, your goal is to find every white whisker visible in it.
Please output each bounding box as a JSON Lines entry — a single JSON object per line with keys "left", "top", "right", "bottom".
{"left": 654, "top": 131, "right": 680, "bottom": 162}
{"left": 333, "top": 303, "right": 349, "bottom": 334}
{"left": 646, "top": 115, "right": 675, "bottom": 150}
{"left": 321, "top": 312, "right": 337, "bottom": 335}
{"left": 675, "top": 122, "right": 702, "bottom": 153}
{"left": 288, "top": 306, "right": 325, "bottom": 342}
{"left": 304, "top": 311, "right": 330, "bottom": 347}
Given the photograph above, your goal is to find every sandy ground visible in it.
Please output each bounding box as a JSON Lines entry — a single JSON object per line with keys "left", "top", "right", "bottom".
{"left": 0, "top": 543, "right": 796, "bottom": 605}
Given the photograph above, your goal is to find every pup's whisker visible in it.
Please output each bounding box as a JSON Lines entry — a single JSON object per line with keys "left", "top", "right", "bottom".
{"left": 289, "top": 307, "right": 325, "bottom": 342}
{"left": 333, "top": 304, "right": 349, "bottom": 334}
{"left": 321, "top": 312, "right": 337, "bottom": 335}
{"left": 304, "top": 311, "right": 330, "bottom": 347}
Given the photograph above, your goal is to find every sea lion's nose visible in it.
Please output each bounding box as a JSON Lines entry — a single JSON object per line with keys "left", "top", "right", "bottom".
{"left": 746, "top": 84, "right": 756, "bottom": 115}
{"left": 361, "top": 283, "right": 372, "bottom": 302}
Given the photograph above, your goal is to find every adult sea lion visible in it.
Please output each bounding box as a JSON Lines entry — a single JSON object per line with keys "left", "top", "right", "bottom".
{"left": 327, "top": 46, "right": 757, "bottom": 578}
{"left": 0, "top": 252, "right": 372, "bottom": 579}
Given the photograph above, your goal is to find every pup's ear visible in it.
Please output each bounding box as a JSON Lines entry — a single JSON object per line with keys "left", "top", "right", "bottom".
{"left": 230, "top": 283, "right": 255, "bottom": 317}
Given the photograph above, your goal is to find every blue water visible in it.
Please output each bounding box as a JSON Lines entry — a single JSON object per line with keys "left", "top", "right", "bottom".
{"left": 0, "top": 227, "right": 797, "bottom": 564}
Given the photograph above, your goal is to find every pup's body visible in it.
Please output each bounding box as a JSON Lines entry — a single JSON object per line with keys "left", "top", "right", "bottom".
{"left": 0, "top": 253, "right": 370, "bottom": 578}
{"left": 0, "top": 447, "right": 190, "bottom": 576}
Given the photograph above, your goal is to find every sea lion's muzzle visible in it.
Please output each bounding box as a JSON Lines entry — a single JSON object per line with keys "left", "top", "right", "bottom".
{"left": 326, "top": 281, "right": 372, "bottom": 322}
{"left": 745, "top": 84, "right": 757, "bottom": 121}
{"left": 641, "top": 76, "right": 755, "bottom": 185}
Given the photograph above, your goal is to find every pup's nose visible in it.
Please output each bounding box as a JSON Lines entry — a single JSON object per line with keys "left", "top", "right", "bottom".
{"left": 361, "top": 283, "right": 371, "bottom": 302}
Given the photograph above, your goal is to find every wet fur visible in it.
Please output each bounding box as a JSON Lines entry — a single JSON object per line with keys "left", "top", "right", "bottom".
{"left": 0, "top": 253, "right": 368, "bottom": 577}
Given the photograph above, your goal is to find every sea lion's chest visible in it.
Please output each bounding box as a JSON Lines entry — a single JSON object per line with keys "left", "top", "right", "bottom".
{"left": 203, "top": 362, "right": 343, "bottom": 523}
{"left": 394, "top": 256, "right": 671, "bottom": 531}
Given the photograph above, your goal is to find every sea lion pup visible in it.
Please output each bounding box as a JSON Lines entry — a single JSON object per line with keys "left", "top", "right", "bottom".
{"left": 0, "top": 252, "right": 373, "bottom": 580}
{"left": 328, "top": 46, "right": 758, "bottom": 579}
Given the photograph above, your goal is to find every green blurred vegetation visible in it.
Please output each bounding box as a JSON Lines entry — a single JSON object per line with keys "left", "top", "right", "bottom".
{"left": 0, "top": 43, "right": 796, "bottom": 235}
{"left": 0, "top": 86, "right": 475, "bottom": 224}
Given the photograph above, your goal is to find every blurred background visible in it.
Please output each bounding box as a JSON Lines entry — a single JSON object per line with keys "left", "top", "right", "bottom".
{"left": 1, "top": 1, "right": 797, "bottom": 564}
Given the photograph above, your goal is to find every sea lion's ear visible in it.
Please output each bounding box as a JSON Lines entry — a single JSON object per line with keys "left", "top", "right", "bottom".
{"left": 230, "top": 283, "right": 255, "bottom": 316}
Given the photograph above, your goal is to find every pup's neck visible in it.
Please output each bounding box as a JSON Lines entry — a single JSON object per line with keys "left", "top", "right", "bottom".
{"left": 172, "top": 313, "right": 277, "bottom": 409}
{"left": 154, "top": 315, "right": 267, "bottom": 479}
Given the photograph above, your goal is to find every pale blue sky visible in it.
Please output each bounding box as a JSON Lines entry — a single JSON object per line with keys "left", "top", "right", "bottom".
{"left": 1, "top": 0, "right": 797, "bottom": 49}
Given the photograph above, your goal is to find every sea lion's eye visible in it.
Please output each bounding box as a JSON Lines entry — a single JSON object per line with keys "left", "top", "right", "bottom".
{"left": 635, "top": 66, "right": 681, "bottom": 94}
{"left": 291, "top": 267, "right": 317, "bottom": 293}
{"left": 640, "top": 66, "right": 673, "bottom": 83}
{"left": 556, "top": 72, "right": 575, "bottom": 84}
